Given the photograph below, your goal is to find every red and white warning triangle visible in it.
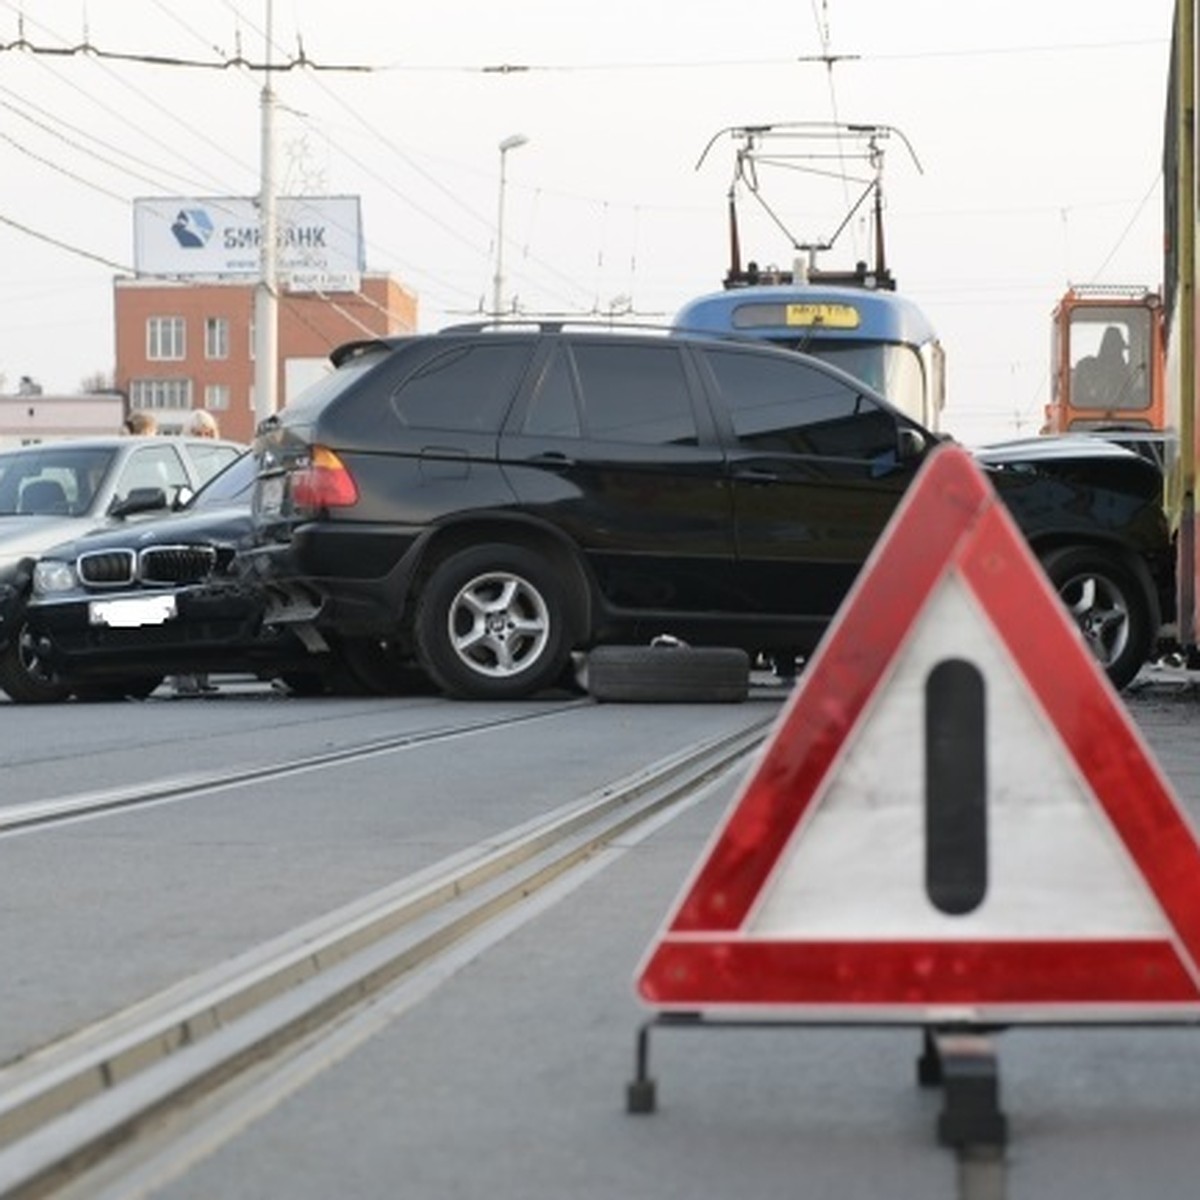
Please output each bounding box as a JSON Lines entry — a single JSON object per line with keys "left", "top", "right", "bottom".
{"left": 637, "top": 444, "right": 1200, "bottom": 1022}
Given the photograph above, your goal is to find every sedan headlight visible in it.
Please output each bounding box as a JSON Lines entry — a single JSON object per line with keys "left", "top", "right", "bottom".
{"left": 33, "top": 560, "right": 79, "bottom": 595}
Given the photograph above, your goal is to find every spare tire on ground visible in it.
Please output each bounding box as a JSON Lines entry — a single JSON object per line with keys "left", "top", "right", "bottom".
{"left": 586, "top": 643, "right": 750, "bottom": 703}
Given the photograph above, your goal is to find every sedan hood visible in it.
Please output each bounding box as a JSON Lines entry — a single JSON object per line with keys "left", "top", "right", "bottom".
{"left": 37, "top": 505, "right": 252, "bottom": 563}
{"left": 971, "top": 433, "right": 1144, "bottom": 465}
{"left": 0, "top": 515, "right": 95, "bottom": 570}
{"left": 971, "top": 433, "right": 1163, "bottom": 504}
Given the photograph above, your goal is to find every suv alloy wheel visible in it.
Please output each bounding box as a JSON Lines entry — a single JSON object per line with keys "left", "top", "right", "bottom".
{"left": 414, "top": 544, "right": 570, "bottom": 700}
{"left": 1040, "top": 545, "right": 1154, "bottom": 691}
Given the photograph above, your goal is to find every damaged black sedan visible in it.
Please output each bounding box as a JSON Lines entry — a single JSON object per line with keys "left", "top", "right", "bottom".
{"left": 14, "top": 453, "right": 339, "bottom": 701}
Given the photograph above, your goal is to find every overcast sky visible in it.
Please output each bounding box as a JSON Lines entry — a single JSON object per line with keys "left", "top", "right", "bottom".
{"left": 0, "top": 0, "right": 1176, "bottom": 444}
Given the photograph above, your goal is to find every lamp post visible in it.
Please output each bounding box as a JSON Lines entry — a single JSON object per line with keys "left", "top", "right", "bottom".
{"left": 253, "top": 0, "right": 279, "bottom": 425}
{"left": 491, "top": 133, "right": 528, "bottom": 319}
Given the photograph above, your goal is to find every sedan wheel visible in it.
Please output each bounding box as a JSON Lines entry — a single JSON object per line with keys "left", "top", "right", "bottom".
{"left": 0, "top": 619, "right": 72, "bottom": 704}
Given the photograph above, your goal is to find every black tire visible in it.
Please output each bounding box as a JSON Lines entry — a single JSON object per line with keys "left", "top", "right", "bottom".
{"left": 322, "top": 637, "right": 439, "bottom": 697}
{"left": 414, "top": 544, "right": 570, "bottom": 700}
{"left": 0, "top": 619, "right": 72, "bottom": 704}
{"left": 1040, "top": 546, "right": 1154, "bottom": 691}
{"left": 587, "top": 644, "right": 750, "bottom": 703}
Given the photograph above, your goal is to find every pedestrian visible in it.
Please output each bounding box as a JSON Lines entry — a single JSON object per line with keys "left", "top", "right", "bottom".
{"left": 187, "top": 409, "right": 220, "bottom": 438}
{"left": 123, "top": 409, "right": 158, "bottom": 435}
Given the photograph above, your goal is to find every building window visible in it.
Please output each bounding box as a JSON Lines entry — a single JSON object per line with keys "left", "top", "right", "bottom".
{"left": 205, "top": 317, "right": 229, "bottom": 360}
{"left": 147, "top": 316, "right": 185, "bottom": 361}
{"left": 204, "top": 384, "right": 230, "bottom": 411}
{"left": 129, "top": 379, "right": 192, "bottom": 410}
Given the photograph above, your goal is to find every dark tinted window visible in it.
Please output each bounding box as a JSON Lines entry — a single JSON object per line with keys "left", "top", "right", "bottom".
{"left": 705, "top": 348, "right": 898, "bottom": 458}
{"left": 571, "top": 343, "right": 697, "bottom": 446}
{"left": 522, "top": 349, "right": 582, "bottom": 437}
{"left": 391, "top": 343, "right": 531, "bottom": 434}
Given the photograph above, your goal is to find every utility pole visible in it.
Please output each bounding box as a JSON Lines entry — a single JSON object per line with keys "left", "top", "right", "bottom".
{"left": 491, "top": 134, "right": 528, "bottom": 318}
{"left": 253, "top": 0, "right": 279, "bottom": 426}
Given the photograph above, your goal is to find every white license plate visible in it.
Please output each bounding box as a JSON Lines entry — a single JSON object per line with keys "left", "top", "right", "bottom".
{"left": 89, "top": 595, "right": 178, "bottom": 628}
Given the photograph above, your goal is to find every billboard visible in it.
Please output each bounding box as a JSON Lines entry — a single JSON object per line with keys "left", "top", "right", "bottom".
{"left": 133, "top": 196, "right": 364, "bottom": 291}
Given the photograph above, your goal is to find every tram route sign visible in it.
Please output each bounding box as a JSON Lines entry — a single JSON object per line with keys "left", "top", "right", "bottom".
{"left": 635, "top": 444, "right": 1200, "bottom": 1023}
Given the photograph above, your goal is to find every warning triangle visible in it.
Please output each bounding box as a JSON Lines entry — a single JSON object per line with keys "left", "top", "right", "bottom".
{"left": 636, "top": 444, "right": 1200, "bottom": 1022}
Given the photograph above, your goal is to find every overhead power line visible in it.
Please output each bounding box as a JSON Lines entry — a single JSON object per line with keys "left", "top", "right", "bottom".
{"left": 0, "top": 211, "right": 131, "bottom": 271}
{"left": 0, "top": 31, "right": 372, "bottom": 73}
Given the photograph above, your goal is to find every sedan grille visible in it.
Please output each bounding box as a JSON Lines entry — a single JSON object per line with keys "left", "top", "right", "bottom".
{"left": 75, "top": 545, "right": 219, "bottom": 588}
{"left": 139, "top": 545, "right": 218, "bottom": 584}
{"left": 78, "top": 550, "right": 135, "bottom": 587}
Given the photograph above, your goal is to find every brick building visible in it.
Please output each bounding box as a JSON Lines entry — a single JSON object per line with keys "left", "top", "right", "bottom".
{"left": 113, "top": 274, "right": 418, "bottom": 444}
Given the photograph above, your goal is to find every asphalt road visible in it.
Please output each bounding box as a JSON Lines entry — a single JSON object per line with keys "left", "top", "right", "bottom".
{"left": 5, "top": 671, "right": 1200, "bottom": 1198}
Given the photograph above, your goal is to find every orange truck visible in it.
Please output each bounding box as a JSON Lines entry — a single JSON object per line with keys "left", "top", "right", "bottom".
{"left": 1044, "top": 285, "right": 1166, "bottom": 446}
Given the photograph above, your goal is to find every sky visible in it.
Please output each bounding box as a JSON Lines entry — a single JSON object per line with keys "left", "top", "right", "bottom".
{"left": 0, "top": 0, "right": 1178, "bottom": 445}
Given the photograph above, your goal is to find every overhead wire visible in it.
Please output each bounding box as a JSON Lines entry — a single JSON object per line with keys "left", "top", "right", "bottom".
{"left": 0, "top": 3, "right": 1170, "bottom": 409}
{"left": 284, "top": 68, "right": 599, "bottom": 314}
{"left": 0, "top": 87, "right": 217, "bottom": 195}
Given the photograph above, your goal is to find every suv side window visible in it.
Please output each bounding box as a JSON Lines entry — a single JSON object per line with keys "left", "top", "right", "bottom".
{"left": 570, "top": 342, "right": 698, "bottom": 446}
{"left": 390, "top": 343, "right": 531, "bottom": 434}
{"left": 522, "top": 349, "right": 582, "bottom": 438}
{"left": 704, "top": 348, "right": 898, "bottom": 458}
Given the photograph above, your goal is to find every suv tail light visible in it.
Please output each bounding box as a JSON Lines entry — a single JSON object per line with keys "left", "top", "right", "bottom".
{"left": 291, "top": 446, "right": 359, "bottom": 509}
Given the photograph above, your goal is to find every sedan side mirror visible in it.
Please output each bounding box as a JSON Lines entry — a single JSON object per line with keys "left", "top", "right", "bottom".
{"left": 109, "top": 486, "right": 168, "bottom": 519}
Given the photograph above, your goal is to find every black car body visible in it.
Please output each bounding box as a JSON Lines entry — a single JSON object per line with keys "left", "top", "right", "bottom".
{"left": 240, "top": 326, "right": 1173, "bottom": 698}
{"left": 0, "top": 436, "right": 245, "bottom": 701}
{"left": 21, "top": 453, "right": 328, "bottom": 700}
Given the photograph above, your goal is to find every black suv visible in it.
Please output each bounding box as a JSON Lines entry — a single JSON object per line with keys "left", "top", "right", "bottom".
{"left": 241, "top": 326, "right": 1172, "bottom": 698}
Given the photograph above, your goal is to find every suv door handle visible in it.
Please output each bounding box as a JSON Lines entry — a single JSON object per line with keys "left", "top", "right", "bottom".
{"left": 529, "top": 450, "right": 577, "bottom": 467}
{"left": 732, "top": 466, "right": 780, "bottom": 483}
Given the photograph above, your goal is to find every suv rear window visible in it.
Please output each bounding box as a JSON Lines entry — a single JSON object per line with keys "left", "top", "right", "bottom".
{"left": 284, "top": 349, "right": 388, "bottom": 419}
{"left": 390, "top": 344, "right": 532, "bottom": 434}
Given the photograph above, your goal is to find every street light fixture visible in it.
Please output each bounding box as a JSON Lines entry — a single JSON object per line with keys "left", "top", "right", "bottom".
{"left": 491, "top": 133, "right": 529, "bottom": 319}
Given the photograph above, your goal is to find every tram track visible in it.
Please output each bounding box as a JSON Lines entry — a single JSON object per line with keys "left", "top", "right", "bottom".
{"left": 0, "top": 713, "right": 771, "bottom": 1199}
{"left": 0, "top": 700, "right": 591, "bottom": 836}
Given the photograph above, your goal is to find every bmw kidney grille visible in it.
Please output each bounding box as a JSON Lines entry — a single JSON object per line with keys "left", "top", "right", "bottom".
{"left": 77, "top": 549, "right": 136, "bottom": 587}
{"left": 77, "top": 545, "right": 217, "bottom": 587}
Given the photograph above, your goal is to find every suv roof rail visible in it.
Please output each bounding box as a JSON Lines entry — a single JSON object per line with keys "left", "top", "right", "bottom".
{"left": 435, "top": 317, "right": 813, "bottom": 355}
{"left": 437, "top": 318, "right": 678, "bottom": 337}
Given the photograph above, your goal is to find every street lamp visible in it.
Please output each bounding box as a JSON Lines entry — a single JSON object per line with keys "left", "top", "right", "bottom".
{"left": 491, "top": 133, "right": 529, "bottom": 319}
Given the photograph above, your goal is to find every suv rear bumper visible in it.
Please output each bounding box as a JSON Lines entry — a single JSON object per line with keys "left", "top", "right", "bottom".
{"left": 240, "top": 526, "right": 423, "bottom": 638}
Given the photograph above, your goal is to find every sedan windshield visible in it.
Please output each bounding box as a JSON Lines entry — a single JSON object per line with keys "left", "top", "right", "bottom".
{"left": 0, "top": 447, "right": 117, "bottom": 517}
